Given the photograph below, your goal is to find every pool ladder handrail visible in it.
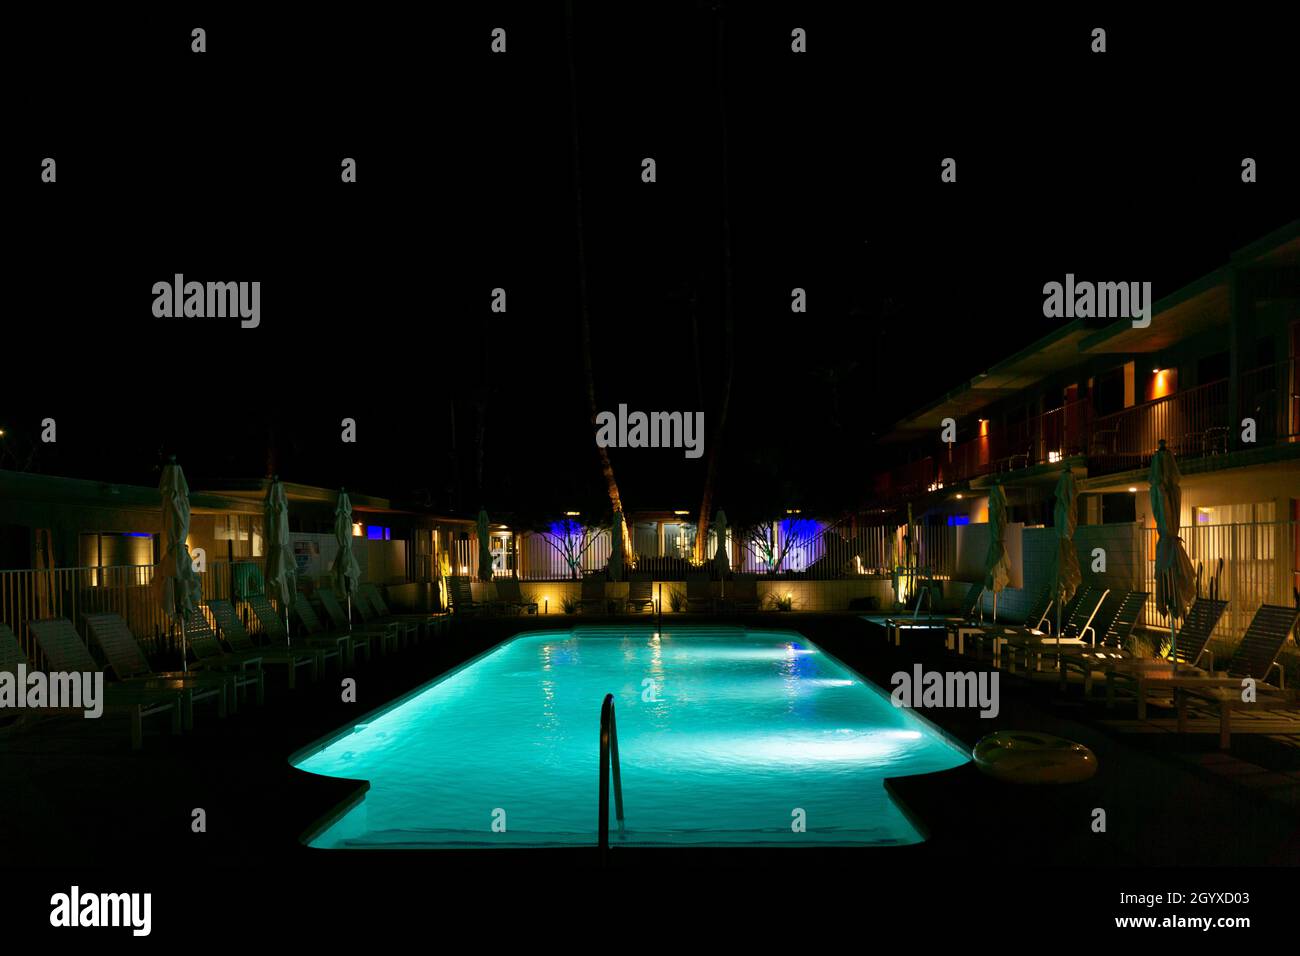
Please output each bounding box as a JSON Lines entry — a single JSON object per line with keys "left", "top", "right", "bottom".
{"left": 598, "top": 693, "right": 625, "bottom": 860}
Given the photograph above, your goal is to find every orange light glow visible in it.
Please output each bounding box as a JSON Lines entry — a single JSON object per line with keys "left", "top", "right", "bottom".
{"left": 1148, "top": 367, "right": 1177, "bottom": 400}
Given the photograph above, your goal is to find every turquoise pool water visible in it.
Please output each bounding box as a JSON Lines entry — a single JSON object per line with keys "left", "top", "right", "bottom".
{"left": 294, "top": 627, "right": 968, "bottom": 847}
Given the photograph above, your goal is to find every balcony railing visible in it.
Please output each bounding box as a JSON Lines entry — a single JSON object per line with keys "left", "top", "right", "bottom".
{"left": 1088, "top": 377, "right": 1231, "bottom": 476}
{"left": 871, "top": 359, "right": 1297, "bottom": 502}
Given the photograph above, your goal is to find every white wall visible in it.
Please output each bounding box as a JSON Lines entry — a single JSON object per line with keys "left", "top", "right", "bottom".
{"left": 289, "top": 532, "right": 408, "bottom": 585}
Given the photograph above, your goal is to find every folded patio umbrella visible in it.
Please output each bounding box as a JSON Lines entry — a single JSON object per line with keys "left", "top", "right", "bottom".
{"left": 477, "top": 509, "right": 494, "bottom": 582}
{"left": 153, "top": 457, "right": 202, "bottom": 673}
{"left": 984, "top": 483, "right": 1011, "bottom": 621}
{"left": 608, "top": 509, "right": 625, "bottom": 581}
{"left": 264, "top": 477, "right": 297, "bottom": 645}
{"left": 1051, "top": 467, "right": 1082, "bottom": 660}
{"left": 1150, "top": 439, "right": 1196, "bottom": 668}
{"left": 330, "top": 489, "right": 361, "bottom": 631}
{"left": 713, "top": 510, "right": 730, "bottom": 576}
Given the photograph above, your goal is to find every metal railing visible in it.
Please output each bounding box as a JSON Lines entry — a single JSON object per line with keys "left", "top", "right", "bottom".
{"left": 1139, "top": 520, "right": 1299, "bottom": 657}
{"left": 598, "top": 693, "right": 625, "bottom": 862}
{"left": 0, "top": 559, "right": 275, "bottom": 665}
{"left": 1089, "top": 378, "right": 1231, "bottom": 476}
{"left": 871, "top": 359, "right": 1297, "bottom": 502}
{"left": 1239, "top": 357, "right": 1299, "bottom": 445}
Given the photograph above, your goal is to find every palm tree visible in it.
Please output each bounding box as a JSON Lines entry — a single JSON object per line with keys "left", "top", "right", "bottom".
{"left": 565, "top": 0, "right": 630, "bottom": 554}
{"left": 693, "top": 2, "right": 735, "bottom": 565}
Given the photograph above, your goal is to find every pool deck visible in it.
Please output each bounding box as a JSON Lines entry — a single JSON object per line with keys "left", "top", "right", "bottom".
{"left": 2, "top": 613, "right": 1298, "bottom": 870}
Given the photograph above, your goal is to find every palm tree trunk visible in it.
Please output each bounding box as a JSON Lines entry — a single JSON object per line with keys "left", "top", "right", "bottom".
{"left": 565, "top": 0, "right": 630, "bottom": 554}
{"left": 694, "top": 4, "right": 736, "bottom": 565}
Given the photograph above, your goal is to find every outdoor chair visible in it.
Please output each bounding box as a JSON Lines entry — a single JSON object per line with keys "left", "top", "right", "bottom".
{"left": 578, "top": 574, "right": 607, "bottom": 614}
{"left": 494, "top": 577, "right": 538, "bottom": 616}
{"left": 83, "top": 612, "right": 239, "bottom": 724}
{"left": 685, "top": 574, "right": 716, "bottom": 613}
{"left": 1056, "top": 591, "right": 1150, "bottom": 692}
{"left": 625, "top": 575, "right": 655, "bottom": 614}
{"left": 1103, "top": 597, "right": 1230, "bottom": 718}
{"left": 247, "top": 593, "right": 342, "bottom": 673}
{"left": 885, "top": 580, "right": 984, "bottom": 648}
{"left": 998, "top": 586, "right": 1110, "bottom": 672}
{"left": 956, "top": 584, "right": 1053, "bottom": 658}
{"left": 27, "top": 618, "right": 183, "bottom": 748}
{"left": 318, "top": 588, "right": 399, "bottom": 657}
{"left": 724, "top": 574, "right": 760, "bottom": 613}
{"left": 360, "top": 583, "right": 448, "bottom": 638}
{"left": 449, "top": 576, "right": 485, "bottom": 616}
{"left": 1139, "top": 603, "right": 1300, "bottom": 748}
{"left": 293, "top": 595, "right": 366, "bottom": 667}
{"left": 350, "top": 589, "right": 418, "bottom": 645}
{"left": 206, "top": 599, "right": 321, "bottom": 687}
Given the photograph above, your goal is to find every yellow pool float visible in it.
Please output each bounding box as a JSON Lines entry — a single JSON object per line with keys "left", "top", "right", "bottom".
{"left": 972, "top": 731, "right": 1097, "bottom": 784}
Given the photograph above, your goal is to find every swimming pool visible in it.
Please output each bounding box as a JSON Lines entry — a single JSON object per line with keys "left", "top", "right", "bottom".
{"left": 293, "top": 626, "right": 968, "bottom": 848}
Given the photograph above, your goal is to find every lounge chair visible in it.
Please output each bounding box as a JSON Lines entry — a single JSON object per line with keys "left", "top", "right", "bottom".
{"left": 1103, "top": 597, "right": 1230, "bottom": 717}
{"left": 83, "top": 612, "right": 239, "bottom": 723}
{"left": 351, "top": 590, "right": 418, "bottom": 645}
{"left": 448, "top": 576, "right": 485, "bottom": 616}
{"left": 1161, "top": 604, "right": 1300, "bottom": 749}
{"left": 318, "top": 589, "right": 398, "bottom": 657}
{"left": 359, "top": 583, "right": 447, "bottom": 638}
{"left": 206, "top": 599, "right": 323, "bottom": 688}
{"left": 1221, "top": 604, "right": 1300, "bottom": 689}
{"left": 292, "top": 594, "right": 365, "bottom": 667}
{"left": 247, "top": 593, "right": 346, "bottom": 674}
{"left": 885, "top": 581, "right": 984, "bottom": 647}
{"left": 954, "top": 584, "right": 1053, "bottom": 658}
{"left": 625, "top": 575, "right": 655, "bottom": 614}
{"left": 179, "top": 614, "right": 267, "bottom": 705}
{"left": 998, "top": 586, "right": 1109, "bottom": 671}
{"left": 493, "top": 577, "right": 538, "bottom": 616}
{"left": 27, "top": 618, "right": 183, "bottom": 748}
{"left": 0, "top": 623, "right": 60, "bottom": 731}
{"left": 1057, "top": 591, "right": 1150, "bottom": 692}
{"left": 577, "top": 574, "right": 607, "bottom": 614}
{"left": 685, "top": 574, "right": 716, "bottom": 614}
{"left": 723, "top": 574, "right": 760, "bottom": 613}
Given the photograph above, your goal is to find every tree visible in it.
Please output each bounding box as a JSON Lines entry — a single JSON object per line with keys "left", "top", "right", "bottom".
{"left": 565, "top": 0, "right": 631, "bottom": 555}
{"left": 693, "top": 2, "right": 736, "bottom": 564}
{"left": 541, "top": 518, "right": 605, "bottom": 580}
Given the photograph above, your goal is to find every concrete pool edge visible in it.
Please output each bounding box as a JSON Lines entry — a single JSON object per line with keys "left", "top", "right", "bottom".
{"left": 290, "top": 624, "right": 972, "bottom": 851}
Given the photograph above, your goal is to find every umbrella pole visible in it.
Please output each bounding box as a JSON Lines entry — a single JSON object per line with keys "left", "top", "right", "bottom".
{"left": 1167, "top": 569, "right": 1177, "bottom": 674}
{"left": 1054, "top": 593, "right": 1062, "bottom": 667}
{"left": 285, "top": 609, "right": 291, "bottom": 648}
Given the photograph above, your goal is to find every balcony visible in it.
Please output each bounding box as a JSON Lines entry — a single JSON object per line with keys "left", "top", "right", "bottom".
{"left": 870, "top": 359, "right": 1297, "bottom": 502}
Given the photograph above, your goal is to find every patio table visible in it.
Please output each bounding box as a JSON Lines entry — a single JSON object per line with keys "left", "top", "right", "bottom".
{"left": 1174, "top": 684, "right": 1300, "bottom": 749}
{"left": 1104, "top": 660, "right": 1225, "bottom": 719}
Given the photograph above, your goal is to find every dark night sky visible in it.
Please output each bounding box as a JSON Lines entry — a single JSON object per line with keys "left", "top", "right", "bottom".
{"left": 6, "top": 6, "right": 1298, "bottom": 523}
